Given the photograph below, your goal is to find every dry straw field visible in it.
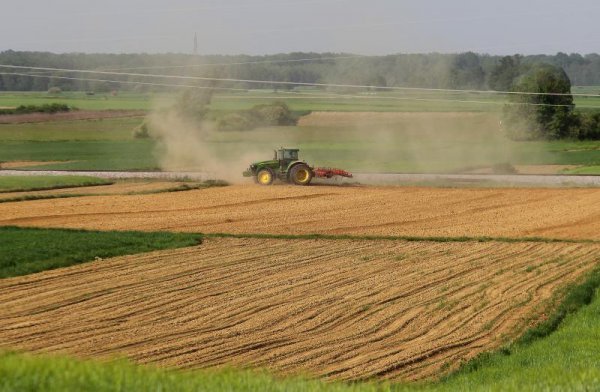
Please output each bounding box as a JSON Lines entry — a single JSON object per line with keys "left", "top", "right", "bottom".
{"left": 0, "top": 185, "right": 599, "bottom": 239}
{"left": 2, "top": 238, "right": 599, "bottom": 381}
{"left": 1, "top": 183, "right": 600, "bottom": 382}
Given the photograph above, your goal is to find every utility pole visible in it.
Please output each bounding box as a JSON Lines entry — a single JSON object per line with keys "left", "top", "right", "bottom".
{"left": 193, "top": 33, "right": 198, "bottom": 55}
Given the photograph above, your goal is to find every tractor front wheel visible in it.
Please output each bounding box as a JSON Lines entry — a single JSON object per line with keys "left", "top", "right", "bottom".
{"left": 289, "top": 164, "right": 313, "bottom": 186}
{"left": 256, "top": 168, "right": 275, "bottom": 185}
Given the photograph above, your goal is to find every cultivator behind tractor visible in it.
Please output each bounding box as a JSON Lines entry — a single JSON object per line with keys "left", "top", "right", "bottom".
{"left": 243, "top": 148, "right": 353, "bottom": 186}
{"left": 312, "top": 167, "right": 353, "bottom": 179}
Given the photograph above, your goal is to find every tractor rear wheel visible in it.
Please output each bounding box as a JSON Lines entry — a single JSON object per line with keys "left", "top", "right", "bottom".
{"left": 256, "top": 168, "right": 275, "bottom": 185}
{"left": 289, "top": 164, "right": 313, "bottom": 186}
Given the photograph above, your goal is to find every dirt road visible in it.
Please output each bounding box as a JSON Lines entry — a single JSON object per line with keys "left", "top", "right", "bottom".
{"left": 1, "top": 169, "right": 600, "bottom": 186}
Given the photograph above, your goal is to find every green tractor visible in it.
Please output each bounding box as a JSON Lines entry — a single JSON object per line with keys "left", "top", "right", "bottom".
{"left": 243, "top": 148, "right": 352, "bottom": 186}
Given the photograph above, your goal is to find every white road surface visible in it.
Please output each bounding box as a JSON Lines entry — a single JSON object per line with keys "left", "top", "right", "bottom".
{"left": 1, "top": 170, "right": 599, "bottom": 187}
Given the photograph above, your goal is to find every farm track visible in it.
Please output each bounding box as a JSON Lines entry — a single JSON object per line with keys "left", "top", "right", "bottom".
{"left": 0, "top": 185, "right": 599, "bottom": 240}
{"left": 1, "top": 238, "right": 599, "bottom": 381}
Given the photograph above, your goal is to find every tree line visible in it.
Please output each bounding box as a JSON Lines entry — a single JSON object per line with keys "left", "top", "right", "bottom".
{"left": 1, "top": 50, "right": 599, "bottom": 140}
{"left": 1, "top": 50, "right": 600, "bottom": 92}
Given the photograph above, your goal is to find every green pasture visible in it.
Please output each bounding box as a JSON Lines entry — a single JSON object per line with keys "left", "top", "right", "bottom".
{"left": 1, "top": 90, "right": 599, "bottom": 113}
{"left": 0, "top": 140, "right": 158, "bottom": 171}
{"left": 0, "top": 226, "right": 202, "bottom": 279}
{"left": 2, "top": 118, "right": 599, "bottom": 173}
{"left": 0, "top": 117, "right": 141, "bottom": 141}
{"left": 564, "top": 165, "right": 600, "bottom": 174}
{"left": 211, "top": 92, "right": 507, "bottom": 113}
{"left": 0, "top": 92, "right": 157, "bottom": 111}
{"left": 0, "top": 92, "right": 599, "bottom": 173}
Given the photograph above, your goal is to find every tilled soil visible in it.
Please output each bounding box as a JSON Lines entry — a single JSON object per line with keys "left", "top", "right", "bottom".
{"left": 1, "top": 238, "right": 598, "bottom": 381}
{"left": 0, "top": 110, "right": 146, "bottom": 124}
{"left": 1, "top": 185, "right": 599, "bottom": 240}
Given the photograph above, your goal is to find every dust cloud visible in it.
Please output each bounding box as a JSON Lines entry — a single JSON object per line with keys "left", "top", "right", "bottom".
{"left": 147, "top": 110, "right": 263, "bottom": 183}
{"left": 298, "top": 111, "right": 550, "bottom": 176}
{"left": 147, "top": 97, "right": 550, "bottom": 184}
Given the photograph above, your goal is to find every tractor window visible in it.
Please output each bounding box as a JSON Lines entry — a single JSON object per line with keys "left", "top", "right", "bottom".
{"left": 284, "top": 150, "right": 298, "bottom": 160}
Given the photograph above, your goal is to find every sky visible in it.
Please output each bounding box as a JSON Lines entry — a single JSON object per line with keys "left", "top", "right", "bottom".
{"left": 1, "top": 0, "right": 599, "bottom": 55}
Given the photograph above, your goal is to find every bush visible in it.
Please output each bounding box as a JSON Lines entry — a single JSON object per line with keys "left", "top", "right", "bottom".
{"left": 0, "top": 103, "right": 71, "bottom": 115}
{"left": 175, "top": 89, "right": 213, "bottom": 122}
{"left": 217, "top": 112, "right": 257, "bottom": 131}
{"left": 47, "top": 86, "right": 62, "bottom": 95}
{"left": 252, "top": 102, "right": 297, "bottom": 126}
{"left": 217, "top": 102, "right": 298, "bottom": 131}
{"left": 132, "top": 121, "right": 151, "bottom": 139}
{"left": 572, "top": 111, "right": 600, "bottom": 140}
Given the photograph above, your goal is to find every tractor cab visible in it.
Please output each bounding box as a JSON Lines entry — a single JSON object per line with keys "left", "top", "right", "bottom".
{"left": 274, "top": 148, "right": 299, "bottom": 168}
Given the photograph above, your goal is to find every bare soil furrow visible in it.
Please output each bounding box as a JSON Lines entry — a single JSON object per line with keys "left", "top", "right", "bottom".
{"left": 1, "top": 185, "right": 600, "bottom": 239}
{"left": 1, "top": 238, "right": 599, "bottom": 381}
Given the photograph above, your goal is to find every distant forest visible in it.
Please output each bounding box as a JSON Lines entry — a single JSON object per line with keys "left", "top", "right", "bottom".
{"left": 1, "top": 51, "right": 600, "bottom": 92}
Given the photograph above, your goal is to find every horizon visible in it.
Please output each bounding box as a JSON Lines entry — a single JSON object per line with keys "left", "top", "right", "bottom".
{"left": 2, "top": 50, "right": 599, "bottom": 58}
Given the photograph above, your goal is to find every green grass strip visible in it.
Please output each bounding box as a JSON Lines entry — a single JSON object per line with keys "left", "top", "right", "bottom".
{"left": 124, "top": 180, "right": 229, "bottom": 195}
{"left": 0, "top": 351, "right": 394, "bottom": 392}
{"left": 0, "top": 175, "right": 112, "bottom": 193}
{"left": 0, "top": 193, "right": 87, "bottom": 204}
{"left": 0, "top": 226, "right": 202, "bottom": 279}
{"left": 204, "top": 232, "right": 599, "bottom": 244}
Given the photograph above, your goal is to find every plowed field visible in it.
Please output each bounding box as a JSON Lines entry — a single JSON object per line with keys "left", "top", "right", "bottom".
{"left": 1, "top": 238, "right": 599, "bottom": 381}
{"left": 1, "top": 185, "right": 599, "bottom": 239}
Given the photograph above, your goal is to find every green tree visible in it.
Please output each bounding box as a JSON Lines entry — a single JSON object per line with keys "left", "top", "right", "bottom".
{"left": 572, "top": 111, "right": 600, "bottom": 140}
{"left": 489, "top": 55, "right": 522, "bottom": 91}
{"left": 447, "top": 52, "right": 485, "bottom": 89}
{"left": 503, "top": 64, "right": 575, "bottom": 140}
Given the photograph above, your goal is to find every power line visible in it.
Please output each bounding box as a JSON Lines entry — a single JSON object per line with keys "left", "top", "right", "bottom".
{"left": 0, "top": 72, "right": 351, "bottom": 100}
{"left": 100, "top": 55, "right": 367, "bottom": 71}
{"left": 0, "top": 72, "right": 246, "bottom": 93}
{"left": 1, "top": 64, "right": 598, "bottom": 99}
{"left": 2, "top": 72, "right": 595, "bottom": 109}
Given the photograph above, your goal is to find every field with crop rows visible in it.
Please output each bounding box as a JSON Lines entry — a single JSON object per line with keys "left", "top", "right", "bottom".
{"left": 0, "top": 180, "right": 202, "bottom": 202}
{"left": 2, "top": 237, "right": 599, "bottom": 382}
{"left": 1, "top": 185, "right": 599, "bottom": 240}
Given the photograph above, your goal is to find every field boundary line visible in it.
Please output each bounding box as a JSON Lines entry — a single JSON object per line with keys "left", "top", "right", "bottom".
{"left": 0, "top": 181, "right": 114, "bottom": 194}
{"left": 204, "top": 232, "right": 600, "bottom": 244}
